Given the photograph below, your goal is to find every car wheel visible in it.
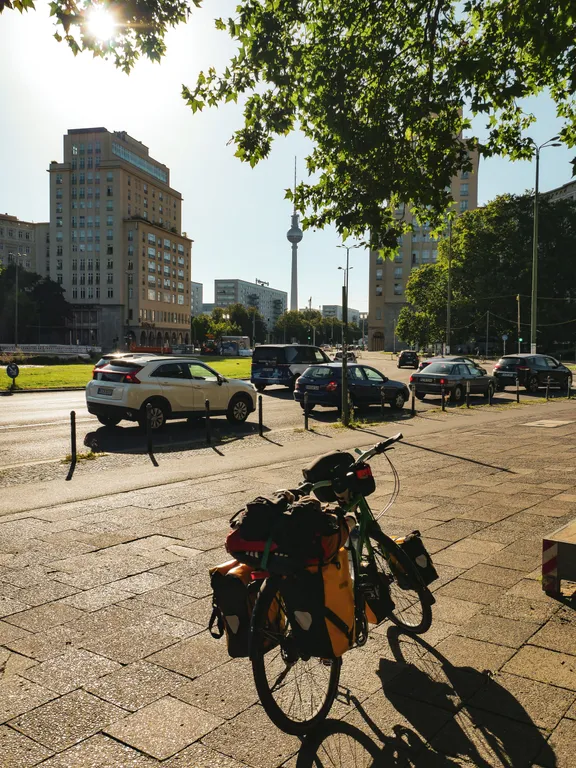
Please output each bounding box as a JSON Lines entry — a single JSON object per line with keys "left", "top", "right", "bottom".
{"left": 139, "top": 401, "right": 168, "bottom": 431}
{"left": 300, "top": 402, "right": 316, "bottom": 412}
{"left": 415, "top": 393, "right": 426, "bottom": 400}
{"left": 255, "top": 384, "right": 266, "bottom": 393}
{"left": 227, "top": 394, "right": 252, "bottom": 423}
{"left": 450, "top": 385, "right": 463, "bottom": 403}
{"left": 526, "top": 375, "right": 540, "bottom": 394}
{"left": 390, "top": 392, "right": 406, "bottom": 410}
{"left": 97, "top": 415, "right": 121, "bottom": 427}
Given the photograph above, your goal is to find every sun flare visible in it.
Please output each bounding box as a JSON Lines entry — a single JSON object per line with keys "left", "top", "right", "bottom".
{"left": 87, "top": 6, "right": 117, "bottom": 42}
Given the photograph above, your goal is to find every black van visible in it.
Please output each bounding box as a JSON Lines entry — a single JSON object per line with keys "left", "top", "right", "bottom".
{"left": 251, "top": 345, "right": 331, "bottom": 391}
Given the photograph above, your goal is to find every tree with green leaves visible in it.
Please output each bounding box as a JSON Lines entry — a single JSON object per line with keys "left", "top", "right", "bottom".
{"left": 397, "top": 194, "right": 576, "bottom": 353}
{"left": 0, "top": 264, "right": 72, "bottom": 344}
{"left": 5, "top": 0, "right": 576, "bottom": 248}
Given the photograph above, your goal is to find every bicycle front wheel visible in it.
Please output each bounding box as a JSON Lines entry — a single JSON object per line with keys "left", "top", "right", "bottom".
{"left": 251, "top": 576, "right": 342, "bottom": 736}
{"left": 368, "top": 528, "right": 432, "bottom": 634}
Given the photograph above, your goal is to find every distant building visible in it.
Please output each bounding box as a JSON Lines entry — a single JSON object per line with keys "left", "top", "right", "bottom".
{"left": 368, "top": 147, "right": 480, "bottom": 351}
{"left": 191, "top": 281, "right": 203, "bottom": 316}
{"left": 0, "top": 214, "right": 48, "bottom": 273}
{"left": 202, "top": 303, "right": 215, "bottom": 314}
{"left": 544, "top": 180, "right": 576, "bottom": 203}
{"left": 322, "top": 304, "right": 360, "bottom": 325}
{"left": 214, "top": 279, "right": 287, "bottom": 329}
{"left": 48, "top": 127, "right": 193, "bottom": 349}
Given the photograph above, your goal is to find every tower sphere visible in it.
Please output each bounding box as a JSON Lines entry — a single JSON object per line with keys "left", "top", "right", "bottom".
{"left": 287, "top": 224, "right": 303, "bottom": 244}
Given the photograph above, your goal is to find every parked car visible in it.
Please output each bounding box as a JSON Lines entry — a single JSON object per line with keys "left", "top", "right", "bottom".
{"left": 410, "top": 361, "right": 495, "bottom": 403}
{"left": 93, "top": 352, "right": 157, "bottom": 371}
{"left": 418, "top": 356, "right": 486, "bottom": 374}
{"left": 86, "top": 356, "right": 256, "bottom": 430}
{"left": 397, "top": 350, "right": 419, "bottom": 369}
{"left": 333, "top": 350, "right": 357, "bottom": 363}
{"left": 492, "top": 354, "right": 573, "bottom": 393}
{"left": 294, "top": 363, "right": 409, "bottom": 412}
{"left": 251, "top": 344, "right": 331, "bottom": 392}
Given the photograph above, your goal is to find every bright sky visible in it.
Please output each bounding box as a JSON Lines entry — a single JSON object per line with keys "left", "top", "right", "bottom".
{"left": 1, "top": 3, "right": 574, "bottom": 313}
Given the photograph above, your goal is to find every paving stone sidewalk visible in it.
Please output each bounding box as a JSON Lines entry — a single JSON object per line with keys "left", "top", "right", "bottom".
{"left": 0, "top": 410, "right": 575, "bottom": 766}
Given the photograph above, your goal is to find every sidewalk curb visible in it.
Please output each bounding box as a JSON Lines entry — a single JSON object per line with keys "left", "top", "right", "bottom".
{"left": 1, "top": 387, "right": 86, "bottom": 395}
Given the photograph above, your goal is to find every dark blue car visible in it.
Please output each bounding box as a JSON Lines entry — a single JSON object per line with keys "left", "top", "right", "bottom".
{"left": 294, "top": 363, "right": 409, "bottom": 412}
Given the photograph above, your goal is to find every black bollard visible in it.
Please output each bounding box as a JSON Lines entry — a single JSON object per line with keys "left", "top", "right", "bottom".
{"left": 304, "top": 391, "right": 309, "bottom": 431}
{"left": 516, "top": 376, "right": 520, "bottom": 404}
{"left": 546, "top": 376, "right": 550, "bottom": 401}
{"left": 205, "top": 399, "right": 211, "bottom": 445}
{"left": 441, "top": 386, "right": 446, "bottom": 411}
{"left": 380, "top": 386, "right": 386, "bottom": 417}
{"left": 65, "top": 410, "right": 77, "bottom": 481}
{"left": 258, "top": 394, "right": 263, "bottom": 437}
{"left": 488, "top": 384, "right": 493, "bottom": 405}
{"left": 466, "top": 380, "right": 470, "bottom": 408}
{"left": 410, "top": 384, "right": 415, "bottom": 416}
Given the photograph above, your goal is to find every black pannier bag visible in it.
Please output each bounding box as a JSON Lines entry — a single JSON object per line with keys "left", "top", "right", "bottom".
{"left": 346, "top": 462, "right": 376, "bottom": 498}
{"left": 208, "top": 560, "right": 259, "bottom": 658}
{"left": 395, "top": 531, "right": 439, "bottom": 586}
{"left": 359, "top": 558, "right": 394, "bottom": 624}
{"left": 228, "top": 495, "right": 289, "bottom": 541}
{"left": 302, "top": 451, "right": 356, "bottom": 501}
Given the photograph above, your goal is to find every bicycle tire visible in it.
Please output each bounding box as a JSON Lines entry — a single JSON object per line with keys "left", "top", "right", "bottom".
{"left": 367, "top": 526, "right": 432, "bottom": 634}
{"left": 251, "top": 576, "right": 342, "bottom": 736}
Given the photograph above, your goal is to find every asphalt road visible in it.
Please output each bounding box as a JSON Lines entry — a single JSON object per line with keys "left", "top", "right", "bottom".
{"left": 0, "top": 353, "right": 556, "bottom": 475}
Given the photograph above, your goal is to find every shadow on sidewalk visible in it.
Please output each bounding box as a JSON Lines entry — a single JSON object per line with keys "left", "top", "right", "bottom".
{"left": 82, "top": 418, "right": 280, "bottom": 456}
{"left": 294, "top": 627, "right": 557, "bottom": 767}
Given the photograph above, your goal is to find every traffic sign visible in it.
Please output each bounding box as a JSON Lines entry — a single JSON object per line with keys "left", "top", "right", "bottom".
{"left": 6, "top": 363, "right": 19, "bottom": 379}
{"left": 502, "top": 334, "right": 508, "bottom": 341}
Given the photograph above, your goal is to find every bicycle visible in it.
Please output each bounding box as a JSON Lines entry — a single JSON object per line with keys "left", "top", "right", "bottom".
{"left": 249, "top": 432, "right": 435, "bottom": 735}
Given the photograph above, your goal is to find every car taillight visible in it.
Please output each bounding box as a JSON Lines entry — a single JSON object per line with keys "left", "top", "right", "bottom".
{"left": 409, "top": 375, "right": 414, "bottom": 383}
{"left": 493, "top": 364, "right": 500, "bottom": 370}
{"left": 440, "top": 378, "right": 446, "bottom": 385}
{"left": 295, "top": 377, "right": 302, "bottom": 390}
{"left": 123, "top": 372, "right": 141, "bottom": 384}
{"left": 326, "top": 381, "right": 338, "bottom": 392}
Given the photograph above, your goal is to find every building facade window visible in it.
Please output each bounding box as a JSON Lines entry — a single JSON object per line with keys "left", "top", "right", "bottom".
{"left": 375, "top": 268, "right": 383, "bottom": 280}
{"left": 459, "top": 200, "right": 469, "bottom": 212}
{"left": 394, "top": 267, "right": 402, "bottom": 278}
{"left": 394, "top": 284, "right": 403, "bottom": 295}
{"left": 376, "top": 286, "right": 382, "bottom": 296}
{"left": 107, "top": 287, "right": 113, "bottom": 298}
{"left": 460, "top": 183, "right": 469, "bottom": 196}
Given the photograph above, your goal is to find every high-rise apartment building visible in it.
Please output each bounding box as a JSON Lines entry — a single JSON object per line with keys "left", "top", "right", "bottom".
{"left": 191, "top": 281, "right": 203, "bottom": 316}
{"left": 214, "top": 279, "right": 287, "bottom": 329}
{"left": 322, "top": 305, "right": 360, "bottom": 325}
{"left": 48, "top": 128, "right": 192, "bottom": 348}
{"left": 368, "top": 151, "right": 479, "bottom": 350}
{"left": 0, "top": 214, "right": 48, "bottom": 273}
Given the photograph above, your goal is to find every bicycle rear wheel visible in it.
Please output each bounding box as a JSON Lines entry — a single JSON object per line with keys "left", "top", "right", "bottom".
{"left": 251, "top": 576, "right": 342, "bottom": 735}
{"left": 368, "top": 527, "right": 432, "bottom": 634}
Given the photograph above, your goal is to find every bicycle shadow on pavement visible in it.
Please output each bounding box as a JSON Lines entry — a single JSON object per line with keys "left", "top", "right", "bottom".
{"left": 294, "top": 627, "right": 557, "bottom": 767}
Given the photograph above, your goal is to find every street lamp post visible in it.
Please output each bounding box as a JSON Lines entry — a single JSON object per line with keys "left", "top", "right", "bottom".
{"left": 446, "top": 219, "right": 452, "bottom": 355}
{"left": 8, "top": 252, "right": 22, "bottom": 346}
{"left": 528, "top": 136, "right": 561, "bottom": 354}
{"left": 337, "top": 243, "right": 360, "bottom": 425}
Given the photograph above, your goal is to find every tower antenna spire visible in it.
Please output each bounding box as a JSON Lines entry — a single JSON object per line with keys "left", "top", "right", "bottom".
{"left": 287, "top": 156, "right": 303, "bottom": 311}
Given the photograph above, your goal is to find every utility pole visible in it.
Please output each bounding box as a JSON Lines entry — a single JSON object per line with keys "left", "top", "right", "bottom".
{"left": 446, "top": 220, "right": 452, "bottom": 354}
{"left": 517, "top": 294, "right": 521, "bottom": 353}
{"left": 529, "top": 136, "right": 561, "bottom": 354}
{"left": 337, "top": 243, "right": 360, "bottom": 426}
{"left": 15, "top": 255, "right": 19, "bottom": 347}
{"left": 252, "top": 309, "right": 256, "bottom": 347}
{"left": 485, "top": 310, "right": 490, "bottom": 359}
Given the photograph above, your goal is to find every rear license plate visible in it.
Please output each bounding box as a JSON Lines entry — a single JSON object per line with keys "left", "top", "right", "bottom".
{"left": 421, "top": 378, "right": 435, "bottom": 383}
{"left": 97, "top": 387, "right": 113, "bottom": 395}
{"left": 307, "top": 385, "right": 319, "bottom": 390}
{"left": 500, "top": 372, "right": 515, "bottom": 377}
{"left": 262, "top": 368, "right": 273, "bottom": 372}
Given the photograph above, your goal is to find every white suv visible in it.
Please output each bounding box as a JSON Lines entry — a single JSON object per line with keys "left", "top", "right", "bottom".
{"left": 86, "top": 356, "right": 256, "bottom": 430}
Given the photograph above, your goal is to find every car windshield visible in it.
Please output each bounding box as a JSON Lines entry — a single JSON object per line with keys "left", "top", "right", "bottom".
{"left": 252, "top": 347, "right": 287, "bottom": 365}
{"left": 497, "top": 357, "right": 523, "bottom": 369}
{"left": 306, "top": 366, "right": 335, "bottom": 379}
{"left": 423, "top": 362, "right": 457, "bottom": 374}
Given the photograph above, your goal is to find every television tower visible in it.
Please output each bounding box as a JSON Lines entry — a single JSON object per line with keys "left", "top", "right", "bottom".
{"left": 286, "top": 157, "right": 303, "bottom": 311}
